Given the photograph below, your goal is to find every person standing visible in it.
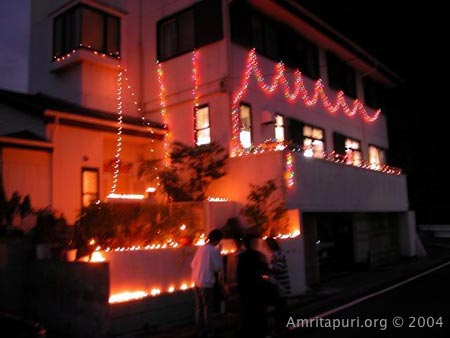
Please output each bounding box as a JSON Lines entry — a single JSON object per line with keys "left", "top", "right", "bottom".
{"left": 266, "top": 237, "right": 291, "bottom": 336}
{"left": 236, "top": 233, "right": 271, "bottom": 338}
{"left": 191, "top": 229, "right": 224, "bottom": 338}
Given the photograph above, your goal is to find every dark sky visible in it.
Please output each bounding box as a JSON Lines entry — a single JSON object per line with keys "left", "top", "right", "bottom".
{"left": 0, "top": 0, "right": 29, "bottom": 92}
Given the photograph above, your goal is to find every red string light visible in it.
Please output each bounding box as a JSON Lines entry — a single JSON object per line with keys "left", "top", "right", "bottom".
{"left": 231, "top": 49, "right": 381, "bottom": 155}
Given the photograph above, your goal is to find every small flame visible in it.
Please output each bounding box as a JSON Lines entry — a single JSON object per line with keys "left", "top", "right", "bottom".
{"left": 179, "top": 224, "right": 186, "bottom": 231}
{"left": 167, "top": 286, "right": 175, "bottom": 293}
{"left": 180, "top": 283, "right": 188, "bottom": 291}
{"left": 150, "top": 288, "right": 161, "bottom": 296}
{"left": 90, "top": 251, "right": 106, "bottom": 262}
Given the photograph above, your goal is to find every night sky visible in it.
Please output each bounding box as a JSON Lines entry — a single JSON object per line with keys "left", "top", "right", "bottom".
{"left": 0, "top": 1, "right": 447, "bottom": 223}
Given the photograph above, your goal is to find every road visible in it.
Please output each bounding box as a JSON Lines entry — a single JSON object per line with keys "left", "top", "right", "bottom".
{"left": 285, "top": 262, "right": 450, "bottom": 337}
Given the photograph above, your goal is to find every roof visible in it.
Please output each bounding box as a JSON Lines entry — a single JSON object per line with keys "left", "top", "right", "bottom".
{"left": 0, "top": 88, "right": 166, "bottom": 130}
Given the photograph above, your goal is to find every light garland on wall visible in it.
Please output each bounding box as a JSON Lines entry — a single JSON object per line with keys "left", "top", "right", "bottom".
{"left": 192, "top": 50, "right": 200, "bottom": 143}
{"left": 230, "top": 49, "right": 381, "bottom": 156}
{"left": 156, "top": 61, "right": 170, "bottom": 167}
{"left": 285, "top": 151, "right": 295, "bottom": 188}
{"left": 110, "top": 69, "right": 123, "bottom": 194}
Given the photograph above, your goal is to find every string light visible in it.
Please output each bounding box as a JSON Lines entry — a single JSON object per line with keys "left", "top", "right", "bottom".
{"left": 157, "top": 60, "right": 170, "bottom": 167}
{"left": 52, "top": 45, "right": 120, "bottom": 62}
{"left": 110, "top": 69, "right": 123, "bottom": 194}
{"left": 192, "top": 50, "right": 200, "bottom": 144}
{"left": 285, "top": 151, "right": 295, "bottom": 188}
{"left": 231, "top": 49, "right": 381, "bottom": 155}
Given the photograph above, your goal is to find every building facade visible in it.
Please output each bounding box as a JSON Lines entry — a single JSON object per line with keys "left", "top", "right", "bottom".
{"left": 0, "top": 0, "right": 418, "bottom": 287}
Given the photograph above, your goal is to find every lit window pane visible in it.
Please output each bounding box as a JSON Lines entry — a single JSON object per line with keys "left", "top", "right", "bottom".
{"left": 303, "top": 126, "right": 312, "bottom": 137}
{"left": 82, "top": 169, "right": 98, "bottom": 207}
{"left": 240, "top": 105, "right": 251, "bottom": 128}
{"left": 240, "top": 130, "right": 252, "bottom": 148}
{"left": 312, "top": 128, "right": 323, "bottom": 140}
{"left": 196, "top": 107, "right": 209, "bottom": 129}
{"left": 312, "top": 140, "right": 324, "bottom": 158}
{"left": 196, "top": 128, "right": 211, "bottom": 146}
{"left": 275, "top": 126, "right": 285, "bottom": 142}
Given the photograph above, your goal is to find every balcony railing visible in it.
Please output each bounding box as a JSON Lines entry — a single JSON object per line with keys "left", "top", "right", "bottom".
{"left": 232, "top": 140, "right": 402, "bottom": 176}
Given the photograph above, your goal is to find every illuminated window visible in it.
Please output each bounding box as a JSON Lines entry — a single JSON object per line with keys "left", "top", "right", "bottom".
{"left": 82, "top": 168, "right": 99, "bottom": 207}
{"left": 53, "top": 5, "right": 120, "bottom": 58}
{"left": 195, "top": 105, "right": 211, "bottom": 146}
{"left": 369, "top": 145, "right": 385, "bottom": 168}
{"left": 239, "top": 104, "right": 252, "bottom": 148}
{"left": 344, "top": 137, "right": 362, "bottom": 165}
{"left": 274, "top": 114, "right": 285, "bottom": 142}
{"left": 303, "top": 124, "right": 325, "bottom": 158}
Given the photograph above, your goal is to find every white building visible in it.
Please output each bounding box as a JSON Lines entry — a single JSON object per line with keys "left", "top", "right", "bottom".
{"left": 1, "top": 0, "right": 417, "bottom": 288}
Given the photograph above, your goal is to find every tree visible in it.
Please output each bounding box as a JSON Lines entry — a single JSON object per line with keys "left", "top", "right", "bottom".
{"left": 241, "top": 179, "right": 290, "bottom": 236}
{"left": 138, "top": 141, "right": 228, "bottom": 202}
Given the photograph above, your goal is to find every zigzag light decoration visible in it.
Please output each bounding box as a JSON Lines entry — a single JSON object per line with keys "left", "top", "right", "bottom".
{"left": 231, "top": 49, "right": 381, "bottom": 156}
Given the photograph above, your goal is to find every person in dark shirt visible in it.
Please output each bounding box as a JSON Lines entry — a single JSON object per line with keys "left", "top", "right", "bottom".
{"left": 266, "top": 237, "right": 291, "bottom": 336}
{"left": 237, "top": 233, "right": 270, "bottom": 338}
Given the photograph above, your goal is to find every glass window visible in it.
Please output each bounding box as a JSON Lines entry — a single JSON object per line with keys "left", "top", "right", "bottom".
{"left": 303, "top": 124, "right": 325, "bottom": 158}
{"left": 275, "top": 114, "right": 285, "bottom": 142}
{"left": 344, "top": 137, "right": 362, "bottom": 165}
{"left": 369, "top": 145, "right": 385, "bottom": 168}
{"left": 239, "top": 104, "right": 252, "bottom": 148}
{"left": 195, "top": 106, "right": 211, "bottom": 146}
{"left": 53, "top": 5, "right": 120, "bottom": 58}
{"left": 82, "top": 168, "right": 99, "bottom": 207}
{"left": 157, "top": 0, "right": 223, "bottom": 61}
{"left": 81, "top": 8, "right": 104, "bottom": 51}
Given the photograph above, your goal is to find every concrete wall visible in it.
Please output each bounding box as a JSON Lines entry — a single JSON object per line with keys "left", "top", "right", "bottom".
{"left": 105, "top": 247, "right": 196, "bottom": 296}
{"left": 2, "top": 147, "right": 52, "bottom": 209}
{"left": 29, "top": 261, "right": 110, "bottom": 338}
{"left": 0, "top": 238, "right": 34, "bottom": 315}
{"left": 289, "top": 153, "right": 409, "bottom": 212}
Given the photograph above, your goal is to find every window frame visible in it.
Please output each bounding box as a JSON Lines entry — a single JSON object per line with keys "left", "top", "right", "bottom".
{"left": 81, "top": 167, "right": 99, "bottom": 207}
{"left": 53, "top": 4, "right": 121, "bottom": 59}
{"left": 302, "top": 123, "right": 326, "bottom": 158}
{"left": 239, "top": 102, "right": 253, "bottom": 148}
{"left": 274, "top": 113, "right": 285, "bottom": 142}
{"left": 194, "top": 104, "right": 211, "bottom": 146}
{"left": 368, "top": 144, "right": 386, "bottom": 166}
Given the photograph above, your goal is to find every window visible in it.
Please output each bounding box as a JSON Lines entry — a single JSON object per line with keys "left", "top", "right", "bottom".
{"left": 239, "top": 104, "right": 252, "bottom": 148}
{"left": 333, "top": 132, "right": 362, "bottom": 165}
{"left": 326, "top": 52, "right": 357, "bottom": 98}
{"left": 274, "top": 114, "right": 285, "bottom": 142}
{"left": 230, "top": 1, "right": 319, "bottom": 79}
{"left": 195, "top": 105, "right": 211, "bottom": 146}
{"left": 303, "top": 124, "right": 325, "bottom": 158}
{"left": 344, "top": 138, "right": 362, "bottom": 165}
{"left": 286, "top": 118, "right": 325, "bottom": 157}
{"left": 53, "top": 5, "right": 120, "bottom": 58}
{"left": 369, "top": 145, "right": 385, "bottom": 168}
{"left": 363, "top": 77, "right": 386, "bottom": 110}
{"left": 157, "top": 0, "right": 223, "bottom": 61}
{"left": 82, "top": 168, "right": 99, "bottom": 207}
